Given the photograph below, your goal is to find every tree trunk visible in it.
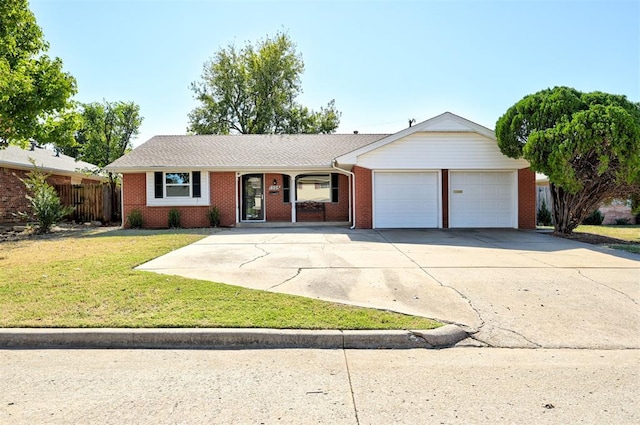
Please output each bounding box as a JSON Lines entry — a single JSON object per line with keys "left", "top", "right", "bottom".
{"left": 550, "top": 178, "right": 617, "bottom": 235}
{"left": 108, "top": 173, "right": 119, "bottom": 223}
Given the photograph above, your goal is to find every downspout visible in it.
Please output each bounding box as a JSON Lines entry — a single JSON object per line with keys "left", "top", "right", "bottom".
{"left": 235, "top": 173, "right": 240, "bottom": 225}
{"left": 332, "top": 160, "right": 356, "bottom": 229}
{"left": 119, "top": 173, "right": 124, "bottom": 228}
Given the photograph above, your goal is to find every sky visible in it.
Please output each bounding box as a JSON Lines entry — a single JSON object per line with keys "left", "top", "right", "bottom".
{"left": 29, "top": 0, "right": 640, "bottom": 147}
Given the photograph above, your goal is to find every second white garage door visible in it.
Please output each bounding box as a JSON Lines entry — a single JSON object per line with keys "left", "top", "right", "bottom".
{"left": 374, "top": 172, "right": 439, "bottom": 228}
{"left": 449, "top": 171, "right": 516, "bottom": 228}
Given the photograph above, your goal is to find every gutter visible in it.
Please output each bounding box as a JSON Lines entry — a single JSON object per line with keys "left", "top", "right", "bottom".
{"left": 332, "top": 160, "right": 356, "bottom": 230}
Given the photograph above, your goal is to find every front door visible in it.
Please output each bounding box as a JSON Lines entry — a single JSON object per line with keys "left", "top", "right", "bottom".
{"left": 242, "top": 174, "right": 264, "bottom": 221}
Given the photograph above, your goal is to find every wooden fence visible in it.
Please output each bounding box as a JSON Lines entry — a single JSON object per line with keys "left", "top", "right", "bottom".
{"left": 54, "top": 184, "right": 121, "bottom": 223}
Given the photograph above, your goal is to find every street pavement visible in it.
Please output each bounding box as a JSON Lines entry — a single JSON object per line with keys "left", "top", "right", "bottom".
{"left": 1, "top": 348, "right": 638, "bottom": 424}
{"left": 137, "top": 227, "right": 640, "bottom": 349}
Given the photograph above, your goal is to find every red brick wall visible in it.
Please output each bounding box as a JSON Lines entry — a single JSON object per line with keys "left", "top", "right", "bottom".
{"left": 0, "top": 167, "right": 72, "bottom": 223}
{"left": 442, "top": 169, "right": 449, "bottom": 228}
{"left": 210, "top": 172, "right": 237, "bottom": 227}
{"left": 325, "top": 173, "right": 349, "bottom": 221}
{"left": 518, "top": 168, "right": 536, "bottom": 229}
{"left": 354, "top": 166, "right": 373, "bottom": 229}
{"left": 121, "top": 172, "right": 237, "bottom": 229}
{"left": 265, "top": 173, "right": 291, "bottom": 222}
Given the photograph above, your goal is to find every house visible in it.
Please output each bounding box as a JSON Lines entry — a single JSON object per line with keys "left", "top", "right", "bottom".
{"left": 107, "top": 112, "right": 536, "bottom": 229}
{"left": 0, "top": 144, "right": 104, "bottom": 223}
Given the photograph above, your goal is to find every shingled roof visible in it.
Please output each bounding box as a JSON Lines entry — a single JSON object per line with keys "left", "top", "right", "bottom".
{"left": 107, "top": 134, "right": 388, "bottom": 170}
{"left": 0, "top": 145, "right": 102, "bottom": 178}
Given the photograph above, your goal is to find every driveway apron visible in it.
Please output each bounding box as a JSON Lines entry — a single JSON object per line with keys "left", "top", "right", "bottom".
{"left": 136, "top": 227, "right": 640, "bottom": 349}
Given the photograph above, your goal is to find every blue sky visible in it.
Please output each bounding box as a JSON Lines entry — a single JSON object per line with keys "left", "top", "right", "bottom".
{"left": 30, "top": 0, "right": 639, "bottom": 146}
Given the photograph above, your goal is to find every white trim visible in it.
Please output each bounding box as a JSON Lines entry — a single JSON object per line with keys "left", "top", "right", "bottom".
{"left": 240, "top": 173, "right": 266, "bottom": 222}
{"left": 146, "top": 170, "right": 210, "bottom": 207}
{"left": 513, "top": 170, "right": 519, "bottom": 229}
{"left": 235, "top": 174, "right": 240, "bottom": 225}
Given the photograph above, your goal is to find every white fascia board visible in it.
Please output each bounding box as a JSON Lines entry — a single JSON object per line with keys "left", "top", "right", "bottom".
{"left": 109, "top": 165, "right": 338, "bottom": 173}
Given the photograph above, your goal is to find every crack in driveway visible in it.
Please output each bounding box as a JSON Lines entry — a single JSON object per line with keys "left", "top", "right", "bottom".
{"left": 576, "top": 269, "right": 639, "bottom": 306}
{"left": 373, "top": 230, "right": 485, "bottom": 333}
{"left": 238, "top": 245, "right": 270, "bottom": 268}
{"left": 267, "top": 268, "right": 302, "bottom": 290}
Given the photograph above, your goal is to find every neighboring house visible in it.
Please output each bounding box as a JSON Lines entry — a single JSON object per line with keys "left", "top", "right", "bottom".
{"left": 0, "top": 144, "right": 104, "bottom": 223}
{"left": 536, "top": 174, "right": 636, "bottom": 225}
{"left": 107, "top": 112, "right": 536, "bottom": 229}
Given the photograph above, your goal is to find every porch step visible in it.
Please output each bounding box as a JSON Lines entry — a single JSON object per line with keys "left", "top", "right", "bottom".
{"left": 235, "top": 221, "right": 351, "bottom": 228}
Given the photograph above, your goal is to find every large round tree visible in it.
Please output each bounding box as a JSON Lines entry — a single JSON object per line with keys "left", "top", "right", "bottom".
{"left": 496, "top": 87, "right": 640, "bottom": 234}
{"left": 188, "top": 31, "right": 340, "bottom": 135}
{"left": 0, "top": 0, "right": 77, "bottom": 147}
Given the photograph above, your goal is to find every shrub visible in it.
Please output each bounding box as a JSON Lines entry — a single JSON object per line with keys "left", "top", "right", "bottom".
{"left": 615, "top": 218, "right": 630, "bottom": 225}
{"left": 126, "top": 209, "right": 143, "bottom": 228}
{"left": 207, "top": 206, "right": 221, "bottom": 227}
{"left": 168, "top": 208, "right": 181, "bottom": 228}
{"left": 537, "top": 198, "right": 553, "bottom": 226}
{"left": 582, "top": 209, "right": 604, "bottom": 225}
{"left": 19, "top": 161, "right": 74, "bottom": 234}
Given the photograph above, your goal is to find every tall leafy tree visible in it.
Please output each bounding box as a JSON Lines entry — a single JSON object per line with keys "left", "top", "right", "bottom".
{"left": 496, "top": 87, "right": 640, "bottom": 234}
{"left": 0, "top": 0, "right": 77, "bottom": 147}
{"left": 65, "top": 100, "right": 143, "bottom": 221}
{"left": 188, "top": 31, "right": 340, "bottom": 135}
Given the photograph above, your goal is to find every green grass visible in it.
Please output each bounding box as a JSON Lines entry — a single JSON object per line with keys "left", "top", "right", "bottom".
{"left": 607, "top": 244, "right": 640, "bottom": 254}
{"left": 574, "top": 225, "right": 640, "bottom": 253}
{"left": 0, "top": 229, "right": 440, "bottom": 330}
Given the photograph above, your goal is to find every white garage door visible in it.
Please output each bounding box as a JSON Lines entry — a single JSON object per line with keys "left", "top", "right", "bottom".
{"left": 374, "top": 172, "right": 439, "bottom": 228}
{"left": 449, "top": 171, "right": 515, "bottom": 228}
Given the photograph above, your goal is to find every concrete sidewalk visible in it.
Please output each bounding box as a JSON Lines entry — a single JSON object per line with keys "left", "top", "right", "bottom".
{"left": 2, "top": 348, "right": 638, "bottom": 424}
{"left": 137, "top": 227, "right": 640, "bottom": 349}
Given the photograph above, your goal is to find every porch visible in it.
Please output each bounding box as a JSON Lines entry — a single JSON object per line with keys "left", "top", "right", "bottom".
{"left": 235, "top": 171, "right": 353, "bottom": 226}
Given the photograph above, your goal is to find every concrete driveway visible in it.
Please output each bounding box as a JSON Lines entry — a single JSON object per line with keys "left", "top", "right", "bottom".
{"left": 137, "top": 227, "right": 640, "bottom": 349}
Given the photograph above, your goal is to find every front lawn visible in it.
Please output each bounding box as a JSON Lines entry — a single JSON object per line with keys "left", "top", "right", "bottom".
{"left": 569, "top": 225, "right": 640, "bottom": 254}
{"left": 0, "top": 229, "right": 440, "bottom": 329}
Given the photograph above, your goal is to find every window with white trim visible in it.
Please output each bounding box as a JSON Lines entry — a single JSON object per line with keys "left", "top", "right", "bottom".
{"left": 154, "top": 171, "right": 201, "bottom": 199}
{"left": 295, "top": 174, "right": 339, "bottom": 202}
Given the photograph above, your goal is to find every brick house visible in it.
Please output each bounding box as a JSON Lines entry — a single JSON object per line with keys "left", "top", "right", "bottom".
{"left": 107, "top": 112, "right": 536, "bottom": 229}
{"left": 0, "top": 144, "right": 104, "bottom": 223}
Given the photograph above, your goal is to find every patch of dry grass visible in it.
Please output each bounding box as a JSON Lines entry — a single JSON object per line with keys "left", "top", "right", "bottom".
{"left": 0, "top": 229, "right": 440, "bottom": 330}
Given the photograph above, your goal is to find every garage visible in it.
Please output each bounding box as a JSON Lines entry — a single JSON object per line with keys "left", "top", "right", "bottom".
{"left": 449, "top": 171, "right": 516, "bottom": 228}
{"left": 373, "top": 172, "right": 439, "bottom": 228}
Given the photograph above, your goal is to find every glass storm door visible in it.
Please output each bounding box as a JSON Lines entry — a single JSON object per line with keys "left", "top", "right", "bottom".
{"left": 242, "top": 174, "right": 264, "bottom": 221}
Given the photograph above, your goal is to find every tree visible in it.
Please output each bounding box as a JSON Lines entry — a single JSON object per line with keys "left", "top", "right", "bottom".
{"left": 60, "top": 100, "right": 143, "bottom": 222}
{"left": 0, "top": 0, "right": 77, "bottom": 147}
{"left": 496, "top": 87, "right": 640, "bottom": 234}
{"left": 188, "top": 31, "right": 340, "bottom": 135}
{"left": 19, "top": 160, "right": 74, "bottom": 233}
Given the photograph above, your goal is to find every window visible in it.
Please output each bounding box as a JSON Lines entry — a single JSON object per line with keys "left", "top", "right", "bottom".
{"left": 295, "top": 174, "right": 337, "bottom": 202}
{"left": 165, "top": 172, "right": 190, "bottom": 197}
{"left": 154, "top": 171, "right": 201, "bottom": 199}
{"left": 148, "top": 171, "right": 207, "bottom": 207}
{"left": 282, "top": 174, "right": 290, "bottom": 203}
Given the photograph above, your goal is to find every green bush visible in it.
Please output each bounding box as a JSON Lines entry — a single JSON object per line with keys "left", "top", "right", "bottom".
{"left": 19, "top": 161, "right": 74, "bottom": 234}
{"left": 582, "top": 209, "right": 604, "bottom": 225}
{"left": 207, "top": 206, "right": 221, "bottom": 227}
{"left": 126, "top": 209, "right": 143, "bottom": 228}
{"left": 168, "top": 208, "right": 181, "bottom": 228}
{"left": 537, "top": 198, "right": 553, "bottom": 226}
{"left": 615, "top": 218, "right": 630, "bottom": 225}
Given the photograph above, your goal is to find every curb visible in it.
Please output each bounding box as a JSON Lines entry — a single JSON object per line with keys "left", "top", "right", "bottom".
{"left": 0, "top": 325, "right": 467, "bottom": 350}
